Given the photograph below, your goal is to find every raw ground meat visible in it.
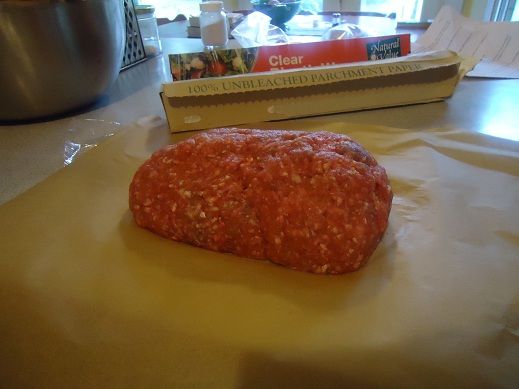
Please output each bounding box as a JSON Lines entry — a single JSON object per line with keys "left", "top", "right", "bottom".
{"left": 129, "top": 128, "right": 393, "bottom": 274}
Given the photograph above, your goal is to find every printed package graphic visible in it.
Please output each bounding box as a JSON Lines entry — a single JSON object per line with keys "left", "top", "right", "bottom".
{"left": 169, "top": 34, "right": 411, "bottom": 81}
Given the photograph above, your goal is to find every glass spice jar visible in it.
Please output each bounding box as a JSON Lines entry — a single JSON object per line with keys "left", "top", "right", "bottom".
{"left": 135, "top": 5, "right": 162, "bottom": 57}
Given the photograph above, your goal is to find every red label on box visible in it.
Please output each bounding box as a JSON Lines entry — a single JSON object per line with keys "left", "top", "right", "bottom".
{"left": 169, "top": 34, "right": 411, "bottom": 81}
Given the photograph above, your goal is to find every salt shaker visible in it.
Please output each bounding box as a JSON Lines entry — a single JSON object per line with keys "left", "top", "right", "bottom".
{"left": 200, "top": 1, "right": 229, "bottom": 48}
{"left": 135, "top": 5, "right": 162, "bottom": 57}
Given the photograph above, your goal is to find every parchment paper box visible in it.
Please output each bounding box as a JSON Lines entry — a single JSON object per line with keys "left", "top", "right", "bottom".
{"left": 169, "top": 34, "right": 411, "bottom": 80}
{"left": 160, "top": 51, "right": 472, "bottom": 133}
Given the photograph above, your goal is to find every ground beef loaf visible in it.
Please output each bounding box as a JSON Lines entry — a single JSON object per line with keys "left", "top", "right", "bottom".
{"left": 129, "top": 128, "right": 392, "bottom": 274}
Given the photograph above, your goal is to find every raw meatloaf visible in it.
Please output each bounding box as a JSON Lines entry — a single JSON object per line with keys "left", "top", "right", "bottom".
{"left": 129, "top": 128, "right": 392, "bottom": 274}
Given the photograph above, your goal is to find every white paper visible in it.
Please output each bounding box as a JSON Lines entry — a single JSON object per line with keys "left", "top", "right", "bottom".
{"left": 415, "top": 5, "right": 519, "bottom": 78}
{"left": 1, "top": 119, "right": 518, "bottom": 387}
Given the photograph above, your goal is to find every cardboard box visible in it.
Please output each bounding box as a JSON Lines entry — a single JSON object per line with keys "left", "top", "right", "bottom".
{"left": 169, "top": 34, "right": 411, "bottom": 80}
{"left": 161, "top": 51, "right": 472, "bottom": 133}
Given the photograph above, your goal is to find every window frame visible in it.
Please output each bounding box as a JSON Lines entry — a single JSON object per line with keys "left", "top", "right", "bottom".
{"left": 238, "top": 0, "right": 466, "bottom": 22}
{"left": 168, "top": 1, "right": 516, "bottom": 23}
{"left": 488, "top": 0, "right": 517, "bottom": 20}
{"left": 322, "top": 0, "right": 464, "bottom": 22}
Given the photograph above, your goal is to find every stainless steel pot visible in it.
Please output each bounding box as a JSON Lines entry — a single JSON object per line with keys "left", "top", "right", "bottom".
{"left": 0, "top": 0, "right": 125, "bottom": 121}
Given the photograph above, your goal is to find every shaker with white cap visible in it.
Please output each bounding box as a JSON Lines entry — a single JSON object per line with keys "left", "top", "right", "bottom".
{"left": 199, "top": 1, "right": 229, "bottom": 48}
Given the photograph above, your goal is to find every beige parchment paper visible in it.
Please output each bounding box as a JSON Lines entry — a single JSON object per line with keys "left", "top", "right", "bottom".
{"left": 1, "top": 117, "right": 518, "bottom": 388}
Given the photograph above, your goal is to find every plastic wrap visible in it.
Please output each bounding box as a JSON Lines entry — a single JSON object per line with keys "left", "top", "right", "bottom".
{"left": 231, "top": 11, "right": 289, "bottom": 47}
{"left": 322, "top": 18, "right": 396, "bottom": 40}
{"left": 321, "top": 22, "right": 370, "bottom": 40}
{"left": 63, "top": 119, "right": 120, "bottom": 166}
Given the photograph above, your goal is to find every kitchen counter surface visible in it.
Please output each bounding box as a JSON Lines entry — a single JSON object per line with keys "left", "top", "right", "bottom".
{"left": 1, "top": 38, "right": 517, "bottom": 204}
{"left": 1, "top": 25, "right": 519, "bottom": 388}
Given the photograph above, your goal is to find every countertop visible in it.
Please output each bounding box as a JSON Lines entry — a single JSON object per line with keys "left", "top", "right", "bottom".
{"left": 1, "top": 24, "right": 519, "bottom": 388}
{"left": 1, "top": 34, "right": 518, "bottom": 204}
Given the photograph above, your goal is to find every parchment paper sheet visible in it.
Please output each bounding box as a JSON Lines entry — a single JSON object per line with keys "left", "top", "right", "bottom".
{"left": 1, "top": 117, "right": 518, "bottom": 388}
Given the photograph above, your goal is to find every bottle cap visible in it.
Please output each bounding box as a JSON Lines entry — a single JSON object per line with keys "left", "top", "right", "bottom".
{"left": 200, "top": 1, "right": 224, "bottom": 12}
{"left": 135, "top": 5, "right": 155, "bottom": 15}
